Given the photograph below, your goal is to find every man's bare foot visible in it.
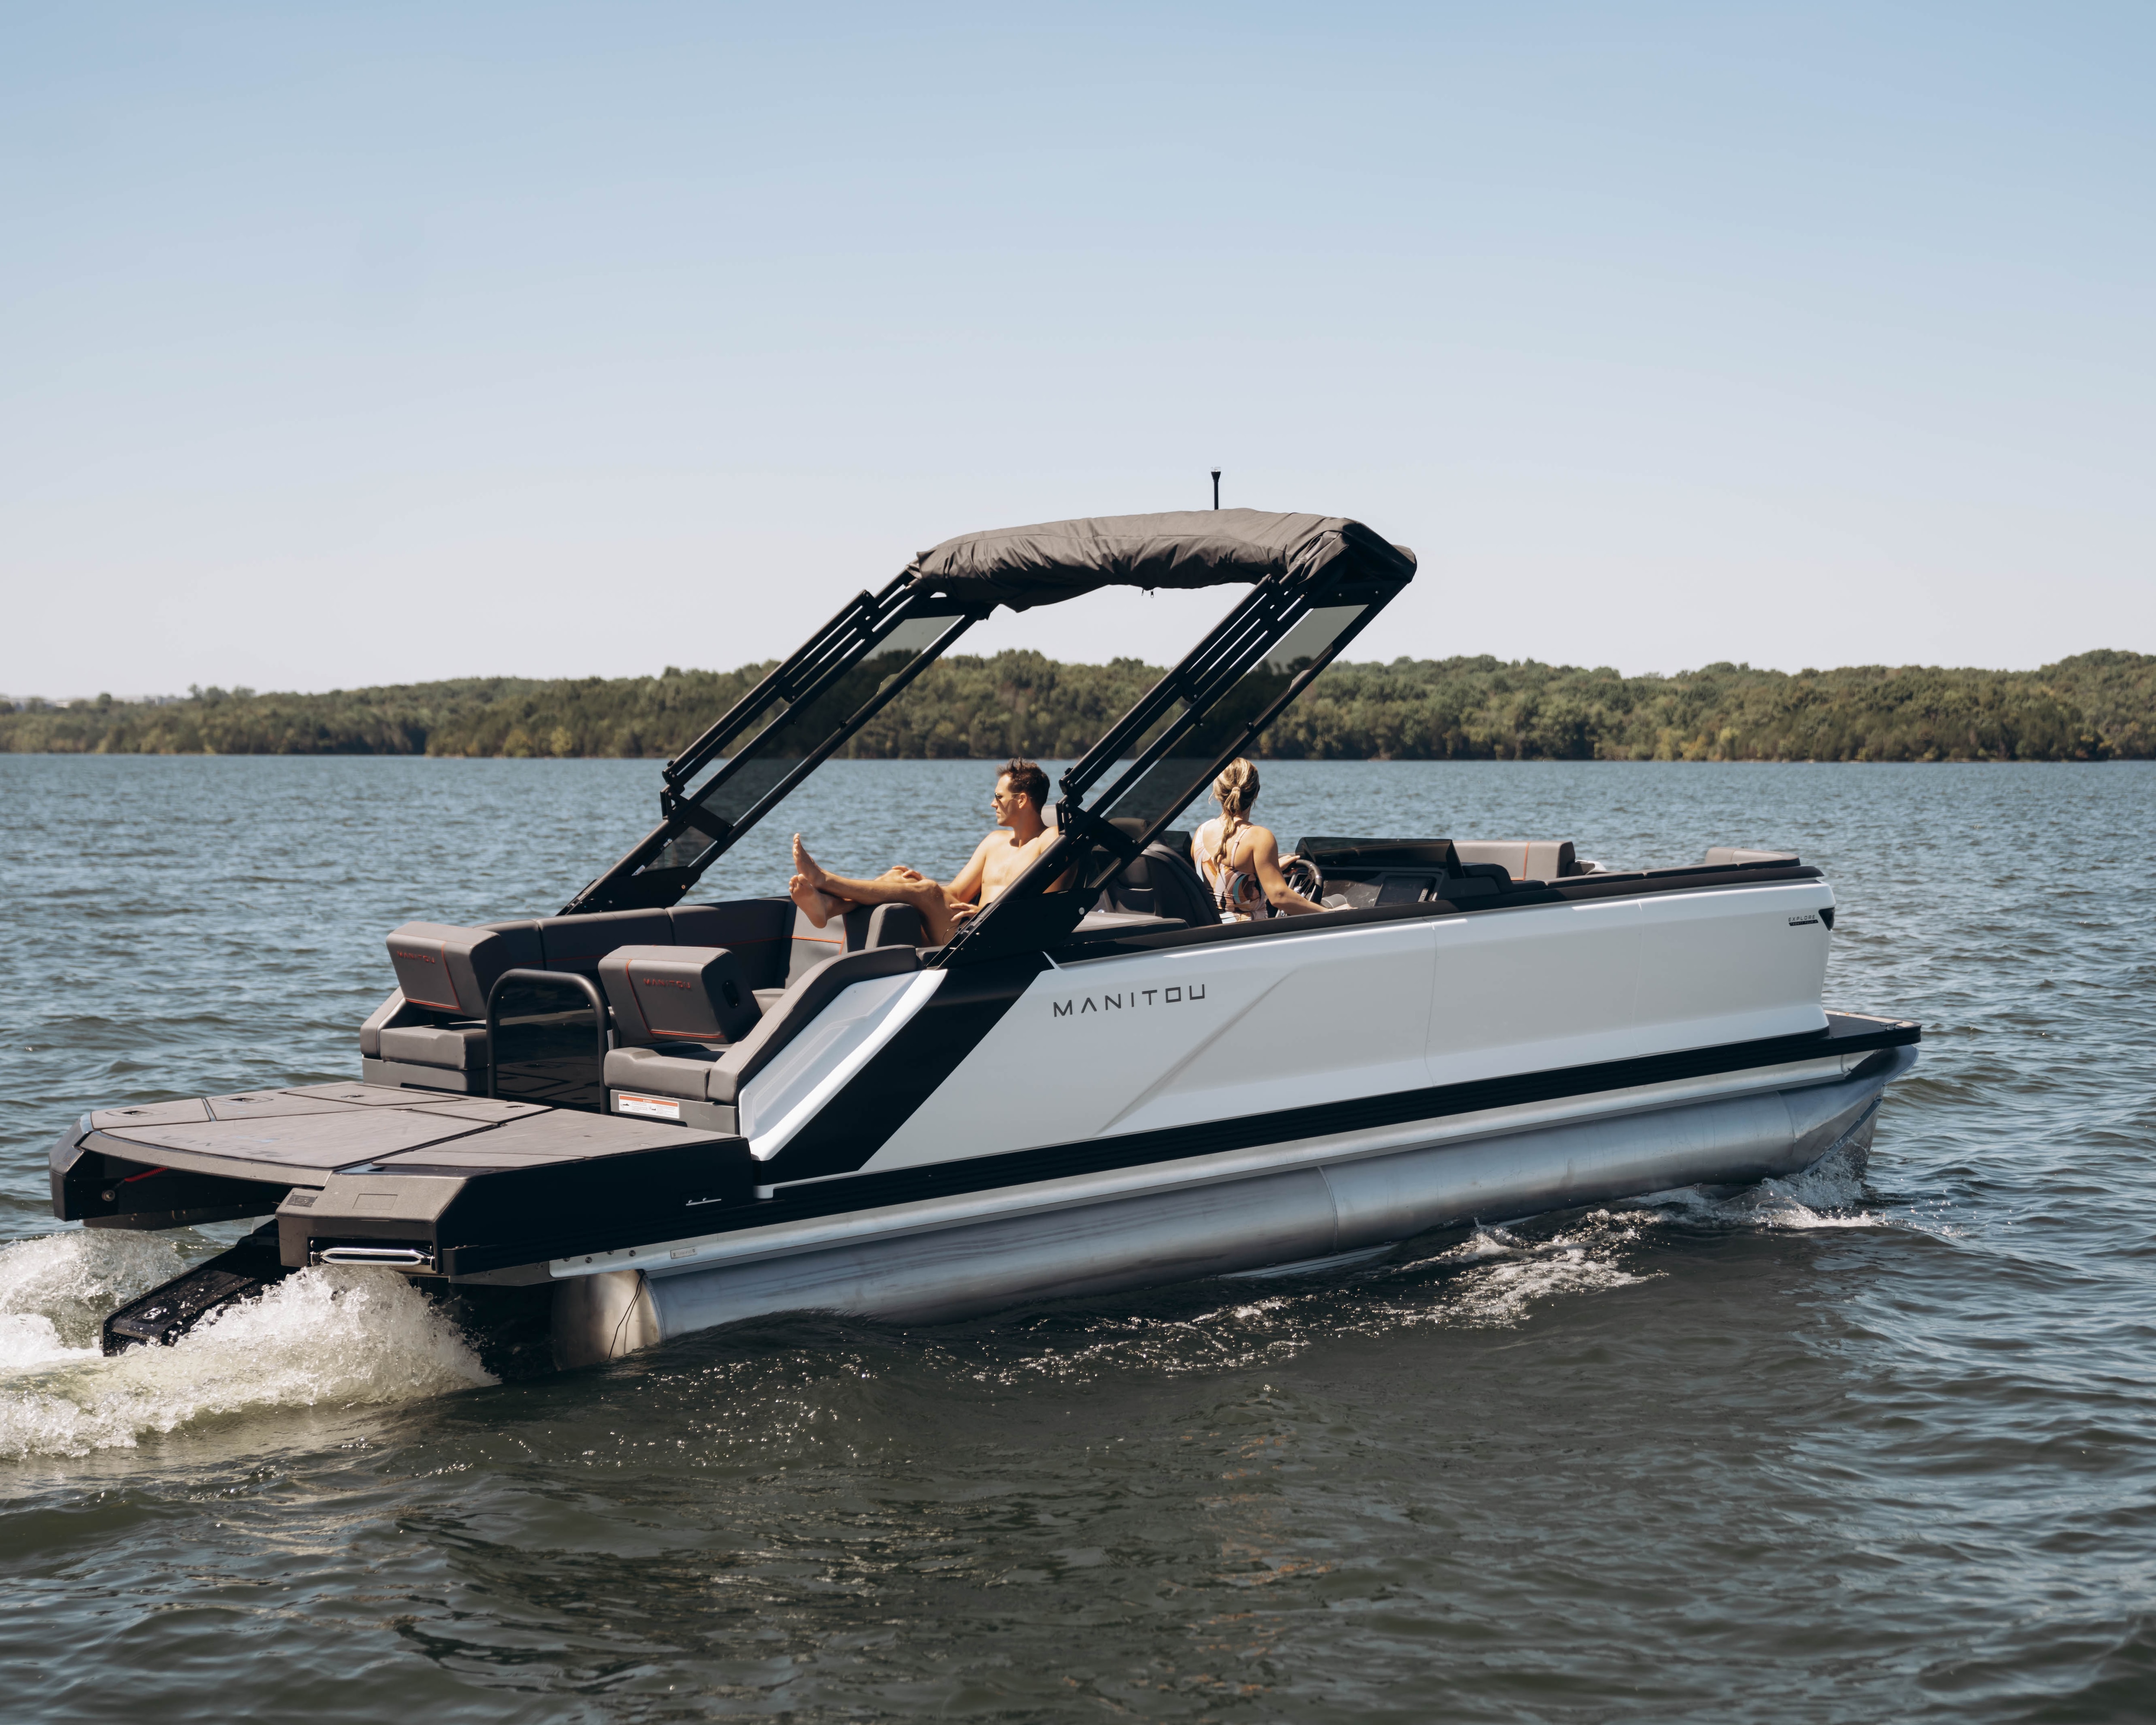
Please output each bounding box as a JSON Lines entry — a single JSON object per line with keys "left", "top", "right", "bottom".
{"left": 791, "top": 835, "right": 831, "bottom": 894}
{"left": 788, "top": 872, "right": 837, "bottom": 929}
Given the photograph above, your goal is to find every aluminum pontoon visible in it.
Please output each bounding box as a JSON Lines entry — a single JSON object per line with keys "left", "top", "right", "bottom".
{"left": 50, "top": 511, "right": 1918, "bottom": 1367}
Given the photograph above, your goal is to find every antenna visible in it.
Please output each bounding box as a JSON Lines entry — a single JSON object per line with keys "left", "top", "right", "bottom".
{"left": 1211, "top": 469, "right": 1221, "bottom": 511}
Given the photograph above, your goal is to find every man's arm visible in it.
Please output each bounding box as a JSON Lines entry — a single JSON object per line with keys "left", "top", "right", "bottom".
{"left": 943, "top": 836, "right": 995, "bottom": 906}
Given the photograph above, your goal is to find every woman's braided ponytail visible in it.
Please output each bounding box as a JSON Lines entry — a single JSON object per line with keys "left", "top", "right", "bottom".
{"left": 1213, "top": 757, "right": 1260, "bottom": 844}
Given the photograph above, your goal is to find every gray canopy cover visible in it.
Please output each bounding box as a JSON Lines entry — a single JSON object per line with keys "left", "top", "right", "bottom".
{"left": 904, "top": 509, "right": 1414, "bottom": 611}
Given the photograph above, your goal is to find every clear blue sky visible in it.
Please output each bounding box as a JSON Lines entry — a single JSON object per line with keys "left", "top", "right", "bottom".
{"left": 4, "top": 3, "right": 2150, "bottom": 696}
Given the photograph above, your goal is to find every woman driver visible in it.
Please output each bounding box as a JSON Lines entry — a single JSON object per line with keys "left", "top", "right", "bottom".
{"left": 1191, "top": 758, "right": 1324, "bottom": 921}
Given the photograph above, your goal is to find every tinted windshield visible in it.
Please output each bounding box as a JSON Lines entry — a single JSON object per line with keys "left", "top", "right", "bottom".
{"left": 649, "top": 612, "right": 965, "bottom": 875}
{"left": 1094, "top": 603, "right": 1373, "bottom": 832}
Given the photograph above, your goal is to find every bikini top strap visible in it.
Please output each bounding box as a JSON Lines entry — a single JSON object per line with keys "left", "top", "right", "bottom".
{"left": 1204, "top": 824, "right": 1272, "bottom": 918}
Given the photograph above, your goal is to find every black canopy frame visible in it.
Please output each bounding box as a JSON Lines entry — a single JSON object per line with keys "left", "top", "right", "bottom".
{"left": 940, "top": 566, "right": 1405, "bottom": 963}
{"left": 561, "top": 511, "right": 1416, "bottom": 951}
{"left": 562, "top": 580, "right": 978, "bottom": 913}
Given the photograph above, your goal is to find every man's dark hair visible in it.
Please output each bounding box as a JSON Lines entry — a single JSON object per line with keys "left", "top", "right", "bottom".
{"left": 1000, "top": 758, "right": 1050, "bottom": 812}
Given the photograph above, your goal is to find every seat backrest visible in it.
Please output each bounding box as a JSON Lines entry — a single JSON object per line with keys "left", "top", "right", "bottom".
{"left": 1450, "top": 839, "right": 1578, "bottom": 881}
{"left": 488, "top": 900, "right": 794, "bottom": 988}
{"left": 865, "top": 902, "right": 923, "bottom": 948}
{"left": 670, "top": 899, "right": 794, "bottom": 989}
{"left": 529, "top": 909, "right": 674, "bottom": 975}
{"left": 1703, "top": 846, "right": 1798, "bottom": 867}
{"left": 708, "top": 943, "right": 921, "bottom": 1104}
{"left": 385, "top": 922, "right": 542, "bottom": 1017}
{"left": 787, "top": 903, "right": 870, "bottom": 985}
{"left": 1137, "top": 842, "right": 1214, "bottom": 925}
{"left": 597, "top": 944, "right": 761, "bottom": 1047}
{"left": 785, "top": 901, "right": 924, "bottom": 985}
{"left": 1097, "top": 817, "right": 1192, "bottom": 862}
{"left": 1098, "top": 851, "right": 1158, "bottom": 916}
{"left": 1101, "top": 841, "right": 1213, "bottom": 925}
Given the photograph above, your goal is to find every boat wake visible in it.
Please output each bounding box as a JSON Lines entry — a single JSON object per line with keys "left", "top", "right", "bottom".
{"left": 1633, "top": 1139, "right": 1886, "bottom": 1231}
{"left": 0, "top": 1230, "right": 493, "bottom": 1460}
{"left": 958, "top": 1147, "right": 1905, "bottom": 1385}
{"left": 1396, "top": 1210, "right": 1660, "bottom": 1327}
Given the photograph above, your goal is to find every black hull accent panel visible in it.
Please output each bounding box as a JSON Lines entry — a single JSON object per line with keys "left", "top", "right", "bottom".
{"left": 51, "top": 1118, "right": 290, "bottom": 1229}
{"left": 432, "top": 1137, "right": 758, "bottom": 1276}
{"left": 294, "top": 1132, "right": 762, "bottom": 1278}
{"left": 760, "top": 953, "right": 1049, "bottom": 1182}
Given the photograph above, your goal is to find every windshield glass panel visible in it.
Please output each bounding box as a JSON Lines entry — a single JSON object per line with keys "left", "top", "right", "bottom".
{"left": 649, "top": 613, "right": 962, "bottom": 873}
{"left": 1094, "top": 603, "right": 1370, "bottom": 831}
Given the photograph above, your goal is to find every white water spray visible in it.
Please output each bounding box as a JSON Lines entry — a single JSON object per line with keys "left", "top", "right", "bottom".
{"left": 0, "top": 1231, "right": 495, "bottom": 1459}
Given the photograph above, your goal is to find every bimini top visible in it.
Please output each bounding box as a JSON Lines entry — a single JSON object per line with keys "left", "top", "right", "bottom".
{"left": 906, "top": 509, "right": 1416, "bottom": 612}
{"left": 564, "top": 504, "right": 1417, "bottom": 921}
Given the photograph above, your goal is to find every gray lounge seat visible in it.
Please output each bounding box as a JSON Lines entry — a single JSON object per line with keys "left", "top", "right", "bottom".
{"left": 604, "top": 944, "right": 919, "bottom": 1112}
{"left": 1449, "top": 840, "right": 1579, "bottom": 881}
{"left": 384, "top": 921, "right": 543, "bottom": 1017}
{"left": 597, "top": 944, "right": 761, "bottom": 1047}
{"left": 370, "top": 902, "right": 796, "bottom": 1091}
{"left": 368, "top": 897, "right": 898, "bottom": 1107}
{"left": 377, "top": 1022, "right": 490, "bottom": 1069}
{"left": 762, "top": 902, "right": 923, "bottom": 1012}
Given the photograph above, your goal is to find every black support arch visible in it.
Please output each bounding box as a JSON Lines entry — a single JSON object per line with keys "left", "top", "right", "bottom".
{"left": 564, "top": 582, "right": 977, "bottom": 913}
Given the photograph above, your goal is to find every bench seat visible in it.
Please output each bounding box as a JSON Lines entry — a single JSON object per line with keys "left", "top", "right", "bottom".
{"left": 377, "top": 1022, "right": 489, "bottom": 1070}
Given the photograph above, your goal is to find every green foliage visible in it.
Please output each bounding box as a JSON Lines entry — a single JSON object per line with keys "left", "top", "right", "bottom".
{"left": 1272, "top": 653, "right": 2130, "bottom": 762}
{"left": 0, "top": 679, "right": 544, "bottom": 756}
{"left": 4, "top": 651, "right": 2149, "bottom": 762}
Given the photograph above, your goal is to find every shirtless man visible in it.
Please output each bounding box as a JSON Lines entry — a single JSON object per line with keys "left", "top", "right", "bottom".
{"left": 788, "top": 759, "right": 1059, "bottom": 946}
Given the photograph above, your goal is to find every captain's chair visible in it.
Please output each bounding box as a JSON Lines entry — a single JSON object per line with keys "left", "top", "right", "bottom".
{"left": 1096, "top": 831, "right": 1214, "bottom": 926}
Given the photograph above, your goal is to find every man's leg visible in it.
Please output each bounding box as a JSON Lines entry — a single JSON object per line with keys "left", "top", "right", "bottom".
{"left": 790, "top": 838, "right": 970, "bottom": 944}
{"left": 785, "top": 874, "right": 852, "bottom": 928}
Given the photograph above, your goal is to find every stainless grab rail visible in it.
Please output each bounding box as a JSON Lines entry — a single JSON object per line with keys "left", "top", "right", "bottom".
{"left": 483, "top": 968, "right": 611, "bottom": 1102}
{"left": 312, "top": 1245, "right": 436, "bottom": 1269}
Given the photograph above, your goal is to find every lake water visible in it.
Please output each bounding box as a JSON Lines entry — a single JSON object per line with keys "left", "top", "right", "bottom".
{"left": 2, "top": 755, "right": 2152, "bottom": 1722}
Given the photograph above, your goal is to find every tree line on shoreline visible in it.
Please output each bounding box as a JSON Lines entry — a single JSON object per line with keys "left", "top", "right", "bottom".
{"left": 4, "top": 649, "right": 2151, "bottom": 762}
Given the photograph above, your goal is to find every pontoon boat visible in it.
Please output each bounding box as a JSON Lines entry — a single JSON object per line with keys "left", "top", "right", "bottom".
{"left": 49, "top": 511, "right": 1918, "bottom": 1367}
